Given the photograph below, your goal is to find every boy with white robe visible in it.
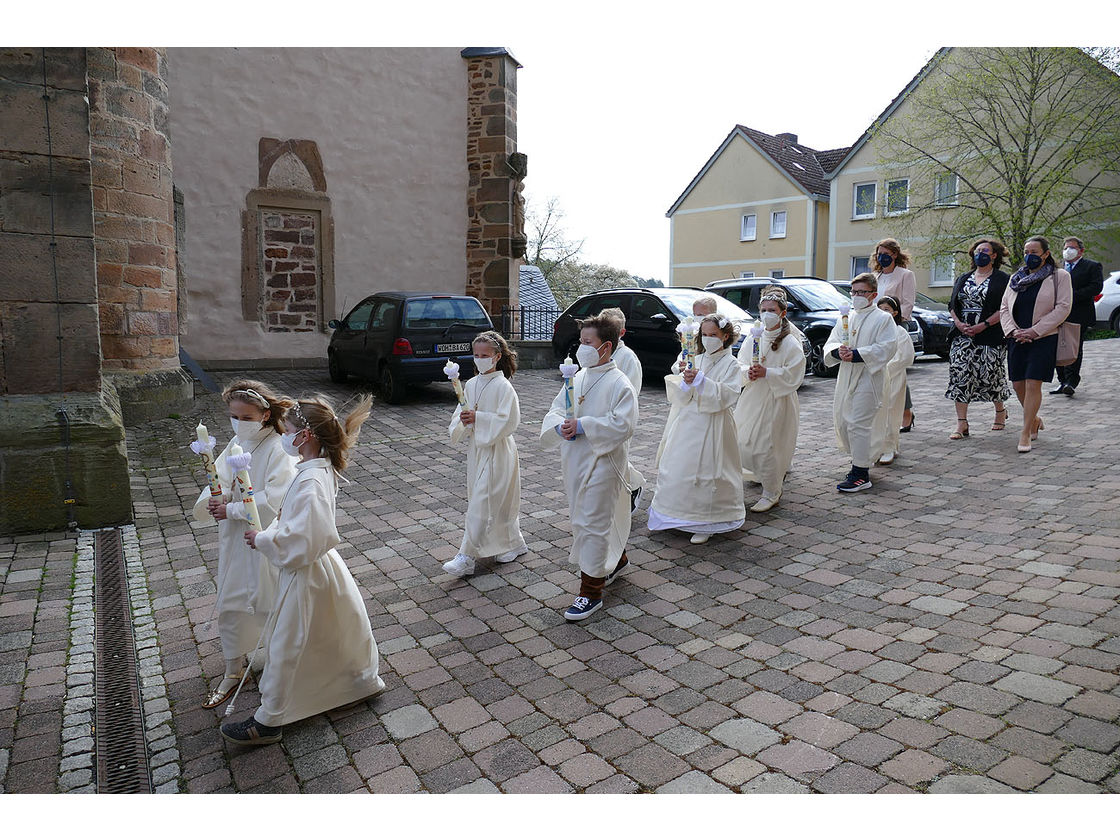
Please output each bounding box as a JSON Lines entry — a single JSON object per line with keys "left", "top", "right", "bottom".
{"left": 599, "top": 307, "right": 645, "bottom": 511}
{"left": 443, "top": 331, "right": 527, "bottom": 577}
{"left": 733, "top": 287, "right": 806, "bottom": 512}
{"left": 823, "top": 273, "right": 899, "bottom": 492}
{"left": 540, "top": 313, "right": 638, "bottom": 621}
{"left": 870, "top": 297, "right": 916, "bottom": 466}
{"left": 649, "top": 314, "right": 745, "bottom": 544}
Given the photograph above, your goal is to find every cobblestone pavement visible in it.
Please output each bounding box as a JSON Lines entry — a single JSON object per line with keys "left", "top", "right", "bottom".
{"left": 2, "top": 341, "right": 1119, "bottom": 794}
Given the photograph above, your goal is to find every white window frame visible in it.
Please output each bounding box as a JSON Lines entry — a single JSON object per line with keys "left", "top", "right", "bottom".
{"left": 770, "top": 270, "right": 785, "bottom": 279}
{"left": 935, "top": 173, "right": 959, "bottom": 207}
{"left": 769, "top": 210, "right": 787, "bottom": 239}
{"left": 739, "top": 271, "right": 755, "bottom": 278}
{"left": 851, "top": 256, "right": 870, "bottom": 278}
{"left": 852, "top": 182, "right": 877, "bottom": 220}
{"left": 740, "top": 213, "right": 757, "bottom": 241}
{"left": 930, "top": 255, "right": 956, "bottom": 287}
{"left": 885, "top": 178, "right": 910, "bottom": 216}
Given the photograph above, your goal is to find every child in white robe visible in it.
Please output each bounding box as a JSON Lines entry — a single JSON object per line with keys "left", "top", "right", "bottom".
{"left": 656, "top": 295, "right": 720, "bottom": 465}
{"left": 192, "top": 380, "right": 297, "bottom": 710}
{"left": 822, "top": 273, "right": 899, "bottom": 492}
{"left": 599, "top": 307, "right": 645, "bottom": 511}
{"left": 221, "top": 394, "right": 384, "bottom": 746}
{"left": 649, "top": 314, "right": 745, "bottom": 544}
{"left": 870, "top": 296, "right": 916, "bottom": 466}
{"left": 443, "top": 331, "right": 527, "bottom": 577}
{"left": 733, "top": 287, "right": 806, "bottom": 513}
{"left": 540, "top": 312, "right": 638, "bottom": 622}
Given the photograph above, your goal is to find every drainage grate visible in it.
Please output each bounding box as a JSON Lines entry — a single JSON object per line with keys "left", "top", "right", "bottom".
{"left": 93, "top": 528, "right": 153, "bottom": 793}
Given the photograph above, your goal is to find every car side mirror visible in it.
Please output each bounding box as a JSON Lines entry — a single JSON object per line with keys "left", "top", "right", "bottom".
{"left": 328, "top": 319, "right": 341, "bottom": 329}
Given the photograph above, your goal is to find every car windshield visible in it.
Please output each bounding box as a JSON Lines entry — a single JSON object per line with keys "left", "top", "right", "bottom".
{"left": 914, "top": 291, "right": 948, "bottom": 311}
{"left": 403, "top": 297, "right": 490, "bottom": 329}
{"left": 654, "top": 288, "right": 753, "bottom": 321}
{"left": 788, "top": 281, "right": 852, "bottom": 311}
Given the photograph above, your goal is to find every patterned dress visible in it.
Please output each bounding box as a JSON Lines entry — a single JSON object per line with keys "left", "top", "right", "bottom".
{"left": 944, "top": 275, "right": 1011, "bottom": 403}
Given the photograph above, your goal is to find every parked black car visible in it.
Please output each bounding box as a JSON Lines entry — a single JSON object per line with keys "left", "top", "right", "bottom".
{"left": 830, "top": 280, "right": 952, "bottom": 358}
{"left": 551, "top": 287, "right": 762, "bottom": 376}
{"left": 327, "top": 292, "right": 493, "bottom": 403}
{"left": 705, "top": 276, "right": 919, "bottom": 377}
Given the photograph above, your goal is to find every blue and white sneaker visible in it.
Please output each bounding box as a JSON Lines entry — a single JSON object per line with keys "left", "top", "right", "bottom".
{"left": 605, "top": 554, "right": 629, "bottom": 586}
{"left": 563, "top": 596, "right": 602, "bottom": 622}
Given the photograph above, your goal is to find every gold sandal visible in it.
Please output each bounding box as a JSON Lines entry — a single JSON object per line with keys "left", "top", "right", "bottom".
{"left": 202, "top": 673, "right": 244, "bottom": 709}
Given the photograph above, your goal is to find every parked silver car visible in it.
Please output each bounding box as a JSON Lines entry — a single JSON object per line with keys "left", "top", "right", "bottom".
{"left": 1093, "top": 270, "right": 1120, "bottom": 332}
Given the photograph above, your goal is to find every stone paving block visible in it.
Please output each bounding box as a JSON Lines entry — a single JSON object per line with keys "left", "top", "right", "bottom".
{"left": 731, "top": 690, "right": 801, "bottom": 725}
{"left": 501, "top": 763, "right": 574, "bottom": 793}
{"left": 987, "top": 755, "right": 1054, "bottom": 791}
{"left": 1054, "top": 716, "right": 1120, "bottom": 753}
{"left": 614, "top": 742, "right": 691, "bottom": 789}
{"left": 380, "top": 704, "right": 438, "bottom": 740}
{"left": 935, "top": 682, "right": 1017, "bottom": 715}
{"left": 929, "top": 734, "right": 1007, "bottom": 772}
{"left": 882, "top": 692, "right": 945, "bottom": 720}
{"left": 711, "top": 756, "right": 765, "bottom": 788}
{"left": 834, "top": 731, "right": 904, "bottom": 766}
{"left": 993, "top": 671, "right": 1080, "bottom": 705}
{"left": 708, "top": 718, "right": 782, "bottom": 756}
{"left": 1053, "top": 747, "right": 1117, "bottom": 782}
{"left": 933, "top": 708, "right": 1005, "bottom": 740}
{"left": 740, "top": 772, "right": 810, "bottom": 793}
{"left": 656, "top": 770, "right": 733, "bottom": 793}
{"left": 811, "top": 761, "right": 889, "bottom": 793}
{"left": 755, "top": 739, "right": 840, "bottom": 780}
{"left": 780, "top": 711, "right": 860, "bottom": 749}
{"left": 926, "top": 775, "right": 1017, "bottom": 794}
{"left": 1033, "top": 773, "right": 1104, "bottom": 794}
{"left": 879, "top": 749, "right": 950, "bottom": 786}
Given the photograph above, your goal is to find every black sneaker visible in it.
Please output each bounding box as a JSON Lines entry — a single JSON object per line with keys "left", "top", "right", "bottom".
{"left": 837, "top": 474, "right": 873, "bottom": 493}
{"left": 220, "top": 716, "right": 283, "bottom": 746}
{"left": 606, "top": 554, "right": 629, "bottom": 586}
{"left": 630, "top": 486, "right": 643, "bottom": 512}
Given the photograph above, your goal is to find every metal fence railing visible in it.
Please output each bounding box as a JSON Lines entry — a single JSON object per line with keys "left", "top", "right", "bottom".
{"left": 500, "top": 305, "right": 562, "bottom": 341}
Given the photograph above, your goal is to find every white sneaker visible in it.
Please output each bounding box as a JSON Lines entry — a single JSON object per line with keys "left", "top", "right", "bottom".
{"left": 495, "top": 545, "right": 528, "bottom": 564}
{"left": 877, "top": 451, "right": 896, "bottom": 465}
{"left": 689, "top": 533, "right": 711, "bottom": 545}
{"left": 442, "top": 553, "right": 475, "bottom": 577}
{"left": 750, "top": 494, "right": 780, "bottom": 513}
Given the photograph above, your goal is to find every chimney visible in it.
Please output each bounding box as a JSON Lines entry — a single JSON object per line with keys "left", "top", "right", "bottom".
{"left": 777, "top": 133, "right": 798, "bottom": 145}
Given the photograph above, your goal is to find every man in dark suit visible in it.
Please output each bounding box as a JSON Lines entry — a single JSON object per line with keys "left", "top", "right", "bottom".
{"left": 1052, "top": 236, "right": 1104, "bottom": 397}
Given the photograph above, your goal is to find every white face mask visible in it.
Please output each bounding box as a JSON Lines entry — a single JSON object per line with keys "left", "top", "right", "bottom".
{"left": 280, "top": 430, "right": 303, "bottom": 457}
{"left": 1062, "top": 247, "right": 1079, "bottom": 262}
{"left": 576, "top": 343, "right": 603, "bottom": 368}
{"left": 473, "top": 355, "right": 496, "bottom": 374}
{"left": 701, "top": 335, "right": 724, "bottom": 354}
{"left": 761, "top": 312, "right": 781, "bottom": 330}
{"left": 231, "top": 417, "right": 267, "bottom": 439}
{"left": 851, "top": 294, "right": 872, "bottom": 310}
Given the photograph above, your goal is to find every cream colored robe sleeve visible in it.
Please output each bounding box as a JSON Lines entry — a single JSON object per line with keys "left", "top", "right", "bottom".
{"left": 254, "top": 473, "right": 340, "bottom": 572}
{"left": 225, "top": 439, "right": 297, "bottom": 525}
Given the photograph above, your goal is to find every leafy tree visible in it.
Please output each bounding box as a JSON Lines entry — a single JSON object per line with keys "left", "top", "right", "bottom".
{"left": 872, "top": 47, "right": 1120, "bottom": 267}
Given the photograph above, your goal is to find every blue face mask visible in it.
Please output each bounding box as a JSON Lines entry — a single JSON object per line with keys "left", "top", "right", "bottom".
{"left": 877, "top": 252, "right": 894, "bottom": 268}
{"left": 974, "top": 252, "right": 992, "bottom": 268}
{"left": 1024, "top": 253, "right": 1043, "bottom": 271}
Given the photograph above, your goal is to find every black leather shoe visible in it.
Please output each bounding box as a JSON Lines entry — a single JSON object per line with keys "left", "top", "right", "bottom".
{"left": 1049, "top": 384, "right": 1066, "bottom": 394}
{"left": 1063, "top": 385, "right": 1075, "bottom": 397}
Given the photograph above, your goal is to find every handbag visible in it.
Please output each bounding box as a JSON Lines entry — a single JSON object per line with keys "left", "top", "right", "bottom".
{"left": 1052, "top": 272, "right": 1079, "bottom": 366}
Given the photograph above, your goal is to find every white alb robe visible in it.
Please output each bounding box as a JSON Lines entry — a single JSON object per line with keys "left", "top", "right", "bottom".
{"left": 192, "top": 427, "right": 297, "bottom": 661}
{"left": 734, "top": 323, "right": 806, "bottom": 498}
{"left": 822, "top": 304, "right": 898, "bottom": 468}
{"left": 252, "top": 459, "right": 384, "bottom": 727}
{"left": 449, "top": 371, "right": 525, "bottom": 558}
{"left": 613, "top": 340, "right": 646, "bottom": 499}
{"left": 871, "top": 325, "right": 916, "bottom": 461}
{"left": 649, "top": 347, "right": 745, "bottom": 532}
{"left": 540, "top": 361, "right": 637, "bottom": 578}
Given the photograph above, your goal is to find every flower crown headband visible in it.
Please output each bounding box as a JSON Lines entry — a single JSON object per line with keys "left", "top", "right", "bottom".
{"left": 290, "top": 401, "right": 339, "bottom": 434}
{"left": 761, "top": 291, "right": 787, "bottom": 303}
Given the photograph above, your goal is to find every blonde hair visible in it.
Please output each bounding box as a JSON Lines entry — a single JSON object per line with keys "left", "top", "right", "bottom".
{"left": 222, "top": 379, "right": 292, "bottom": 434}
{"left": 598, "top": 306, "right": 626, "bottom": 329}
{"left": 852, "top": 272, "right": 878, "bottom": 291}
{"left": 287, "top": 393, "right": 372, "bottom": 472}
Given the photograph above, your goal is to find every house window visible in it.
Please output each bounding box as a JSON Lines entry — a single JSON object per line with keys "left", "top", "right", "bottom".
{"left": 770, "top": 211, "right": 787, "bottom": 238}
{"left": 852, "top": 182, "right": 876, "bottom": 219}
{"left": 740, "top": 214, "right": 757, "bottom": 241}
{"left": 930, "top": 255, "right": 955, "bottom": 287}
{"left": 739, "top": 271, "right": 755, "bottom": 278}
{"left": 935, "top": 173, "right": 959, "bottom": 206}
{"left": 770, "top": 270, "right": 784, "bottom": 279}
{"left": 851, "top": 256, "right": 870, "bottom": 277}
{"left": 886, "top": 178, "right": 910, "bottom": 215}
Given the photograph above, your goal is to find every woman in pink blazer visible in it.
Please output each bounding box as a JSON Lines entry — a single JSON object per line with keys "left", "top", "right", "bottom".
{"left": 999, "top": 235, "right": 1073, "bottom": 453}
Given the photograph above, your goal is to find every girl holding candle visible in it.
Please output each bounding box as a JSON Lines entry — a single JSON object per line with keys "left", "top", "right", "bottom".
{"left": 222, "top": 394, "right": 384, "bottom": 746}
{"left": 443, "top": 331, "right": 528, "bottom": 577}
{"left": 870, "top": 296, "right": 916, "bottom": 466}
{"left": 191, "top": 380, "right": 297, "bottom": 710}
{"left": 649, "top": 314, "right": 745, "bottom": 544}
{"left": 733, "top": 287, "right": 806, "bottom": 513}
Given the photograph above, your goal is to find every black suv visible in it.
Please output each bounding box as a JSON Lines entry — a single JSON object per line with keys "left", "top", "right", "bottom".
{"left": 328, "top": 292, "right": 493, "bottom": 403}
{"left": 551, "top": 287, "right": 757, "bottom": 376}
{"left": 705, "top": 276, "right": 919, "bottom": 377}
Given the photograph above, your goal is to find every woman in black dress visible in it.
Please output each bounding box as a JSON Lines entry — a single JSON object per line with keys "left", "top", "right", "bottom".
{"left": 999, "top": 236, "right": 1073, "bottom": 453}
{"left": 945, "top": 239, "right": 1011, "bottom": 439}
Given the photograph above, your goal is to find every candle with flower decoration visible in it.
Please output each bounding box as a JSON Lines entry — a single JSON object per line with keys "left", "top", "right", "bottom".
{"left": 190, "top": 422, "right": 222, "bottom": 497}
{"left": 559, "top": 356, "right": 579, "bottom": 419}
{"left": 750, "top": 320, "right": 763, "bottom": 366}
{"left": 675, "top": 316, "right": 698, "bottom": 370}
{"left": 443, "top": 359, "right": 467, "bottom": 407}
{"left": 839, "top": 302, "right": 850, "bottom": 344}
{"left": 226, "top": 443, "right": 262, "bottom": 530}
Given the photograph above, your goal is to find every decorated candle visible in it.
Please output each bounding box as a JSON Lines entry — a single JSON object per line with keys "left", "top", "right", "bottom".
{"left": 560, "top": 356, "right": 579, "bottom": 420}
{"left": 443, "top": 359, "right": 467, "bottom": 407}
{"left": 750, "top": 320, "right": 763, "bottom": 366}
{"left": 190, "top": 422, "right": 222, "bottom": 497}
{"left": 839, "top": 302, "right": 850, "bottom": 343}
{"left": 226, "top": 443, "right": 262, "bottom": 531}
{"left": 675, "top": 316, "right": 698, "bottom": 370}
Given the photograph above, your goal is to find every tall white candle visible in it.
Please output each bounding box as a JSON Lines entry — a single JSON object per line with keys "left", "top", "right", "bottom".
{"left": 191, "top": 422, "right": 222, "bottom": 497}
{"left": 226, "top": 443, "right": 262, "bottom": 531}
{"left": 560, "top": 356, "right": 579, "bottom": 420}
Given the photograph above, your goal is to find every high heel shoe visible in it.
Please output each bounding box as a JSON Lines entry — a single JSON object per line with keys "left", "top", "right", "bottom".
{"left": 899, "top": 413, "right": 915, "bottom": 433}
{"left": 949, "top": 420, "right": 969, "bottom": 440}
{"left": 992, "top": 408, "right": 1008, "bottom": 431}
{"left": 1030, "top": 418, "right": 1044, "bottom": 441}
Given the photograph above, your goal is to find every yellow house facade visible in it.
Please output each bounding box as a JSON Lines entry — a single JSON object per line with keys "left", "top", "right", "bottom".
{"left": 667, "top": 126, "right": 837, "bottom": 289}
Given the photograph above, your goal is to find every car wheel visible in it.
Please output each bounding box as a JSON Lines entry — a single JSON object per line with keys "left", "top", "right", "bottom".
{"left": 379, "top": 364, "right": 405, "bottom": 404}
{"left": 809, "top": 338, "right": 836, "bottom": 378}
{"left": 1111, "top": 310, "right": 1120, "bottom": 334}
{"left": 327, "top": 351, "right": 347, "bottom": 383}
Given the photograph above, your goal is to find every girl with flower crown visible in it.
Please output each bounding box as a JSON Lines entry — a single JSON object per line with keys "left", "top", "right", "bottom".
{"left": 649, "top": 314, "right": 745, "bottom": 544}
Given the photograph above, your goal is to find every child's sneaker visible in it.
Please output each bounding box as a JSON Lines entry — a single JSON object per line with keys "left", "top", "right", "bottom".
{"left": 837, "top": 472, "right": 872, "bottom": 493}
{"left": 605, "top": 553, "right": 629, "bottom": 586}
{"left": 563, "top": 596, "right": 602, "bottom": 622}
{"left": 220, "top": 716, "right": 283, "bottom": 747}
{"left": 495, "top": 545, "right": 528, "bottom": 564}
{"left": 442, "top": 553, "right": 475, "bottom": 576}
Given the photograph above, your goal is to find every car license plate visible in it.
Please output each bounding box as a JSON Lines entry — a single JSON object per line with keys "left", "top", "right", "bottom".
{"left": 436, "top": 343, "right": 470, "bottom": 354}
